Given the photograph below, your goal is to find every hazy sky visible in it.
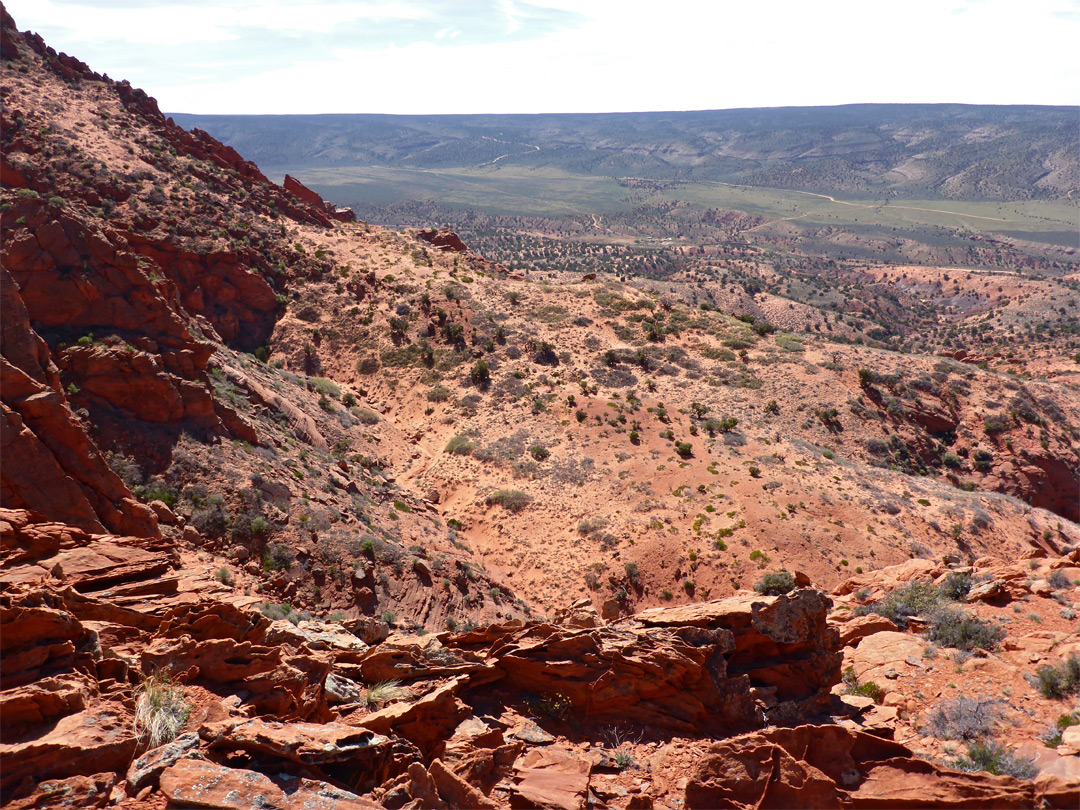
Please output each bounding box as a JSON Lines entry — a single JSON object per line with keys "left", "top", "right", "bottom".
{"left": 7, "top": 0, "right": 1079, "bottom": 114}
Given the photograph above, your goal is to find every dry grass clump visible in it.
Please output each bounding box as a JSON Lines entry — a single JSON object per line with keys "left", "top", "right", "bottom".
{"left": 362, "top": 679, "right": 410, "bottom": 708}
{"left": 134, "top": 672, "right": 190, "bottom": 748}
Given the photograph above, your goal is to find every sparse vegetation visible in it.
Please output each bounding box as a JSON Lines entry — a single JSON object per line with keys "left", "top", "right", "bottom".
{"left": 754, "top": 570, "right": 795, "bottom": 596}
{"left": 362, "top": 680, "right": 409, "bottom": 708}
{"left": 1034, "top": 654, "right": 1080, "bottom": 698}
{"left": 134, "top": 672, "right": 189, "bottom": 748}
{"left": 842, "top": 667, "right": 884, "bottom": 704}
{"left": 486, "top": 489, "right": 533, "bottom": 512}
{"left": 947, "top": 741, "right": 1037, "bottom": 780}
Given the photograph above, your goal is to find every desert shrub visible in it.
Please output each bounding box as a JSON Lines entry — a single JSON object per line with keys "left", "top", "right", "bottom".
{"left": 190, "top": 495, "right": 228, "bottom": 538}
{"left": 529, "top": 444, "right": 550, "bottom": 461}
{"left": 262, "top": 543, "right": 295, "bottom": 572}
{"left": 927, "top": 696, "right": 1000, "bottom": 741}
{"left": 260, "top": 602, "right": 291, "bottom": 621}
{"left": 427, "top": 384, "right": 452, "bottom": 402}
{"left": 948, "top": 741, "right": 1037, "bottom": 780}
{"left": 674, "top": 441, "right": 693, "bottom": 458}
{"left": 311, "top": 377, "right": 340, "bottom": 398}
{"left": 1035, "top": 654, "right": 1080, "bottom": 699}
{"left": 1041, "top": 712, "right": 1080, "bottom": 748}
{"left": 754, "top": 570, "right": 795, "bottom": 596}
{"left": 470, "top": 359, "right": 491, "bottom": 388}
{"left": 134, "top": 672, "right": 189, "bottom": 748}
{"left": 445, "top": 434, "right": 477, "bottom": 455}
{"left": 855, "top": 580, "right": 940, "bottom": 628}
{"left": 356, "top": 355, "right": 380, "bottom": 375}
{"left": 983, "top": 413, "right": 1011, "bottom": 434}
{"left": 214, "top": 566, "right": 233, "bottom": 586}
{"left": 524, "top": 692, "right": 573, "bottom": 721}
{"left": 842, "top": 667, "right": 884, "bottom": 704}
{"left": 624, "top": 561, "right": 641, "bottom": 585}
{"left": 578, "top": 517, "right": 609, "bottom": 536}
{"left": 865, "top": 438, "right": 890, "bottom": 454}
{"left": 748, "top": 549, "right": 770, "bottom": 567}
{"left": 1047, "top": 569, "right": 1072, "bottom": 590}
{"left": 486, "top": 489, "right": 533, "bottom": 512}
{"left": 939, "top": 571, "right": 972, "bottom": 601}
{"left": 352, "top": 407, "right": 380, "bottom": 425}
{"left": 249, "top": 520, "right": 272, "bottom": 540}
{"left": 926, "top": 606, "right": 1004, "bottom": 652}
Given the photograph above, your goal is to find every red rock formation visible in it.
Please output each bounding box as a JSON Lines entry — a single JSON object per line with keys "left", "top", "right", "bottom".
{"left": 417, "top": 228, "right": 470, "bottom": 253}
{"left": 284, "top": 174, "right": 356, "bottom": 223}
{"left": 683, "top": 725, "right": 1046, "bottom": 808}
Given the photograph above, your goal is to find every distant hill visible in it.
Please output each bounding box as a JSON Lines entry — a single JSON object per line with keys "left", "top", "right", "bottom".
{"left": 172, "top": 104, "right": 1078, "bottom": 201}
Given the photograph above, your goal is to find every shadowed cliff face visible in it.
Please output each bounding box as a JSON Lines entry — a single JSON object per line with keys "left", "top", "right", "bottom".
{"left": 0, "top": 4, "right": 347, "bottom": 535}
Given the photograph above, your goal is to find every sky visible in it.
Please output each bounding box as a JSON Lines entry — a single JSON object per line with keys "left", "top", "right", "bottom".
{"left": 6, "top": 0, "right": 1079, "bottom": 115}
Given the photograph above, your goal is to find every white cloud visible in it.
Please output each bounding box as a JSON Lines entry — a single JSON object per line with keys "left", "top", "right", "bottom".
{"left": 5, "top": 0, "right": 1077, "bottom": 112}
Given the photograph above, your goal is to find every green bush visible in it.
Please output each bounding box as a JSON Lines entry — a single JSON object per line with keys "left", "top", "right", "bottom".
{"left": 926, "top": 606, "right": 1004, "bottom": 652}
{"left": 529, "top": 445, "right": 550, "bottom": 461}
{"left": 311, "top": 377, "right": 341, "bottom": 398}
{"left": 948, "top": 741, "right": 1037, "bottom": 780}
{"left": 754, "top": 570, "right": 795, "bottom": 596}
{"left": 262, "top": 543, "right": 295, "bottom": 572}
{"left": 1035, "top": 654, "right": 1080, "bottom": 699}
{"left": 939, "top": 571, "right": 972, "bottom": 601}
{"left": 674, "top": 441, "right": 693, "bottom": 458}
{"left": 352, "top": 407, "right": 380, "bottom": 425}
{"left": 842, "top": 667, "right": 884, "bottom": 704}
{"left": 427, "top": 384, "right": 452, "bottom": 402}
{"left": 446, "top": 434, "right": 477, "bottom": 455}
{"left": 260, "top": 601, "right": 293, "bottom": 621}
{"left": 855, "top": 580, "right": 941, "bottom": 628}
{"left": 486, "top": 489, "right": 533, "bottom": 512}
{"left": 470, "top": 359, "right": 491, "bottom": 388}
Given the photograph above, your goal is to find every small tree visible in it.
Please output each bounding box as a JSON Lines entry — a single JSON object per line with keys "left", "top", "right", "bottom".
{"left": 470, "top": 359, "right": 491, "bottom": 389}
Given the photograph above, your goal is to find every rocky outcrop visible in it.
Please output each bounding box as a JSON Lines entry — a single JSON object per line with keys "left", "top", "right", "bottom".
{"left": 284, "top": 174, "right": 356, "bottom": 223}
{"left": 417, "top": 227, "right": 470, "bottom": 253}
{"left": 682, "top": 725, "right": 1047, "bottom": 809}
{"left": 635, "top": 589, "right": 842, "bottom": 720}
{"left": 159, "top": 758, "right": 380, "bottom": 810}
{"left": 2, "top": 512, "right": 1072, "bottom": 808}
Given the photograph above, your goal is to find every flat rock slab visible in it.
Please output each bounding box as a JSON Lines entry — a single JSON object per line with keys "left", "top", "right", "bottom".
{"left": 512, "top": 747, "right": 592, "bottom": 810}
{"left": 159, "top": 758, "right": 379, "bottom": 810}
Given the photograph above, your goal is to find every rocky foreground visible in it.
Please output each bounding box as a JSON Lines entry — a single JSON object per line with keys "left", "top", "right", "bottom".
{"left": 3, "top": 507, "right": 1077, "bottom": 809}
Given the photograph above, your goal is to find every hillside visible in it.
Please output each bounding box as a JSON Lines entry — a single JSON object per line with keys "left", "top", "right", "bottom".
{"left": 2, "top": 7, "right": 1080, "bottom": 810}
{"left": 172, "top": 105, "right": 1078, "bottom": 201}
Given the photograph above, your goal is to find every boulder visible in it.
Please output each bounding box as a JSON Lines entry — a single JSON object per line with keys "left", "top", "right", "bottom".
{"left": 125, "top": 732, "right": 202, "bottom": 793}
{"left": 511, "top": 747, "right": 592, "bottom": 810}
{"left": 845, "top": 631, "right": 927, "bottom": 689}
{"left": 357, "top": 678, "right": 470, "bottom": 750}
{"left": 832, "top": 613, "right": 897, "bottom": 648}
{"left": 159, "top": 758, "right": 379, "bottom": 810}
{"left": 202, "top": 718, "right": 391, "bottom": 766}
{"left": 683, "top": 725, "right": 1037, "bottom": 809}
{"left": 0, "top": 708, "right": 136, "bottom": 795}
